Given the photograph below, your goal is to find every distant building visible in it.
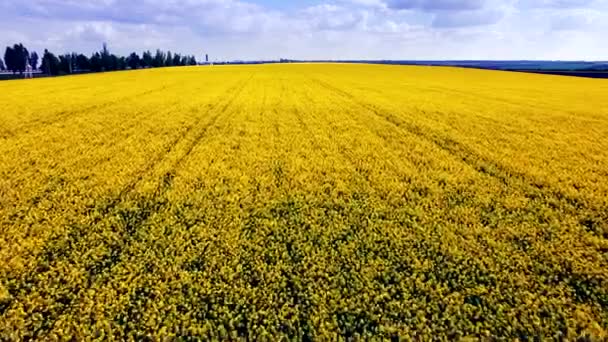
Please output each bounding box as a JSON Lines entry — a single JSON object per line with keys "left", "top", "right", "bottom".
{"left": 206, "top": 54, "right": 209, "bottom": 63}
{"left": 25, "top": 62, "right": 33, "bottom": 79}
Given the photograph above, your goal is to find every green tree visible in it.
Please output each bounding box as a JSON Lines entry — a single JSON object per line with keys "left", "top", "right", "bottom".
{"left": 59, "top": 53, "right": 80, "bottom": 74}
{"left": 58, "top": 54, "right": 73, "bottom": 74}
{"left": 127, "top": 52, "right": 140, "bottom": 69}
{"left": 142, "top": 51, "right": 153, "bottom": 68}
{"left": 3, "top": 46, "right": 13, "bottom": 73}
{"left": 109, "top": 54, "right": 119, "bottom": 71}
{"left": 166, "top": 51, "right": 173, "bottom": 67}
{"left": 117, "top": 56, "right": 127, "bottom": 70}
{"left": 11, "top": 44, "right": 29, "bottom": 74}
{"left": 90, "top": 52, "right": 102, "bottom": 72}
{"left": 41, "top": 49, "right": 60, "bottom": 75}
{"left": 153, "top": 49, "right": 165, "bottom": 68}
{"left": 29, "top": 51, "right": 39, "bottom": 70}
{"left": 101, "top": 43, "right": 111, "bottom": 71}
{"left": 75, "top": 54, "right": 90, "bottom": 71}
{"left": 172, "top": 53, "right": 182, "bottom": 66}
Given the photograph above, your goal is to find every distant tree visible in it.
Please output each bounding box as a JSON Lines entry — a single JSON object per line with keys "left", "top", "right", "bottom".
{"left": 180, "top": 55, "right": 189, "bottom": 66}
{"left": 153, "top": 49, "right": 165, "bottom": 68}
{"left": 172, "top": 53, "right": 182, "bottom": 66}
{"left": 127, "top": 52, "right": 140, "bottom": 69}
{"left": 59, "top": 55, "right": 71, "bottom": 75}
{"left": 29, "top": 51, "right": 39, "bottom": 70}
{"left": 141, "top": 50, "right": 152, "bottom": 68}
{"left": 117, "top": 56, "right": 127, "bottom": 70}
{"left": 7, "top": 44, "right": 195, "bottom": 76}
{"left": 108, "top": 54, "right": 119, "bottom": 71}
{"left": 0, "top": 57, "right": 5, "bottom": 71}
{"left": 4, "top": 46, "right": 14, "bottom": 73}
{"left": 12, "top": 44, "right": 29, "bottom": 74}
{"left": 90, "top": 52, "right": 102, "bottom": 72}
{"left": 165, "top": 51, "right": 173, "bottom": 67}
{"left": 41, "top": 49, "right": 60, "bottom": 75}
{"left": 4, "top": 44, "right": 30, "bottom": 73}
{"left": 59, "top": 54, "right": 73, "bottom": 74}
{"left": 101, "top": 43, "right": 111, "bottom": 71}
{"left": 75, "top": 54, "right": 90, "bottom": 71}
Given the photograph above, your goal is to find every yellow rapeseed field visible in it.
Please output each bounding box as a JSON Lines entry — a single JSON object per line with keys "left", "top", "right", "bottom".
{"left": 1, "top": 64, "right": 608, "bottom": 340}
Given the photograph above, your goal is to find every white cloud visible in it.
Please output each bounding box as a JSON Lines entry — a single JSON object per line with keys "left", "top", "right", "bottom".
{"left": 387, "top": 0, "right": 486, "bottom": 11}
{"left": 520, "top": 0, "right": 596, "bottom": 9}
{"left": 0, "top": 0, "right": 606, "bottom": 60}
{"left": 432, "top": 9, "right": 504, "bottom": 27}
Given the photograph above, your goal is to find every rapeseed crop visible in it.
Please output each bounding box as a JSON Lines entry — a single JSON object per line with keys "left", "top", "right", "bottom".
{"left": 1, "top": 64, "right": 607, "bottom": 340}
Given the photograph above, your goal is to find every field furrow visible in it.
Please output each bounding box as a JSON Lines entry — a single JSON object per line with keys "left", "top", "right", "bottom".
{"left": 1, "top": 64, "right": 607, "bottom": 340}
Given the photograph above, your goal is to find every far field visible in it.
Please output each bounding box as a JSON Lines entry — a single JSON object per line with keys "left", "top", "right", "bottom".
{"left": 1, "top": 64, "right": 607, "bottom": 340}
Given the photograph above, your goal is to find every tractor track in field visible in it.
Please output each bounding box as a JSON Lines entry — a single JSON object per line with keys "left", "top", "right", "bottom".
{"left": 0, "top": 75, "right": 253, "bottom": 337}
{"left": 281, "top": 81, "right": 390, "bottom": 201}
{"left": 0, "top": 83, "right": 180, "bottom": 139}
{"left": 111, "top": 74, "right": 252, "bottom": 201}
{"left": 292, "top": 84, "right": 325, "bottom": 153}
{"left": 309, "top": 78, "right": 593, "bottom": 214}
{"left": 1, "top": 76, "right": 247, "bottom": 235}
{"left": 418, "top": 84, "right": 563, "bottom": 114}
{"left": 310, "top": 77, "right": 608, "bottom": 313}
{"left": 0, "top": 83, "right": 222, "bottom": 282}
{"left": 3, "top": 87, "right": 210, "bottom": 227}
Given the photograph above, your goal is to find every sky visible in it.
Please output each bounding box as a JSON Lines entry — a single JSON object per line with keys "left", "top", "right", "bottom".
{"left": 1, "top": 0, "right": 606, "bottom": 61}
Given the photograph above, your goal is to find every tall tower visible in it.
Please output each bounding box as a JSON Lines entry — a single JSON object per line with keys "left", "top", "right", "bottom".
{"left": 206, "top": 54, "right": 209, "bottom": 63}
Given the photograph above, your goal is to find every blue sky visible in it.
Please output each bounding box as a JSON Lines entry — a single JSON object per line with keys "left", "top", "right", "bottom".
{"left": 1, "top": 0, "right": 606, "bottom": 61}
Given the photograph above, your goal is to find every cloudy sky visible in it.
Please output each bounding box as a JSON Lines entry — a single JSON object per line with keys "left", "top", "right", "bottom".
{"left": 1, "top": 0, "right": 606, "bottom": 61}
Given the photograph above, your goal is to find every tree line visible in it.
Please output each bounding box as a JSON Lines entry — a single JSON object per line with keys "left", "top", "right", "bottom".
{"left": 1, "top": 43, "right": 198, "bottom": 76}
{"left": 2, "top": 44, "right": 38, "bottom": 74}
